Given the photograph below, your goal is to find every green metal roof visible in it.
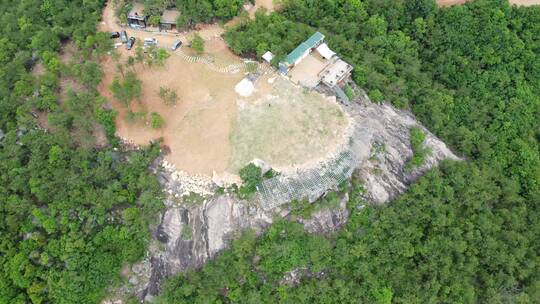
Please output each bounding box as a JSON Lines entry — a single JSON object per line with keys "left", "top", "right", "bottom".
{"left": 305, "top": 31, "right": 324, "bottom": 48}
{"left": 284, "top": 32, "right": 325, "bottom": 66}
{"left": 285, "top": 43, "right": 310, "bottom": 65}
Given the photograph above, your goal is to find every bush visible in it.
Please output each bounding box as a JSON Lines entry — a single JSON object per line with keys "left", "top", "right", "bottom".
{"left": 369, "top": 89, "right": 383, "bottom": 102}
{"left": 109, "top": 71, "right": 142, "bottom": 107}
{"left": 94, "top": 107, "right": 117, "bottom": 140}
{"left": 181, "top": 191, "right": 204, "bottom": 205}
{"left": 238, "top": 163, "right": 262, "bottom": 198}
{"left": 158, "top": 86, "right": 178, "bottom": 106}
{"left": 150, "top": 112, "right": 165, "bottom": 129}
{"left": 191, "top": 34, "right": 204, "bottom": 55}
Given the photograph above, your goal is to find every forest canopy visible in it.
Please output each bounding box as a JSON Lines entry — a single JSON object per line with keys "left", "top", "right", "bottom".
{"left": 0, "top": 0, "right": 164, "bottom": 303}
{"left": 0, "top": 0, "right": 538, "bottom": 303}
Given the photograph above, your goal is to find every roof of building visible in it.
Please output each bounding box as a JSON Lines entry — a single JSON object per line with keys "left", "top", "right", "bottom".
{"left": 128, "top": 3, "right": 146, "bottom": 19}
{"left": 316, "top": 43, "right": 336, "bottom": 59}
{"left": 321, "top": 58, "right": 353, "bottom": 87}
{"left": 161, "top": 9, "right": 180, "bottom": 24}
{"left": 305, "top": 31, "right": 325, "bottom": 48}
{"left": 285, "top": 43, "right": 310, "bottom": 65}
{"left": 262, "top": 51, "right": 274, "bottom": 62}
{"left": 284, "top": 32, "right": 325, "bottom": 66}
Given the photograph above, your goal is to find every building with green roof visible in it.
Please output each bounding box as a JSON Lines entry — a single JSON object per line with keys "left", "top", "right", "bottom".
{"left": 304, "top": 31, "right": 324, "bottom": 49}
{"left": 283, "top": 31, "right": 325, "bottom": 67}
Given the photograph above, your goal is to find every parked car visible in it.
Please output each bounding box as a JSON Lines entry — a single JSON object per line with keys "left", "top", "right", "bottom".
{"left": 120, "top": 30, "right": 128, "bottom": 43}
{"left": 171, "top": 40, "right": 182, "bottom": 51}
{"left": 126, "top": 37, "right": 135, "bottom": 50}
{"left": 144, "top": 38, "right": 158, "bottom": 48}
{"left": 110, "top": 32, "right": 120, "bottom": 39}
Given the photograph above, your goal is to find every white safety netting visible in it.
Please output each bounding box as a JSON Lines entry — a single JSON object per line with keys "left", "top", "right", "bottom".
{"left": 256, "top": 146, "right": 358, "bottom": 210}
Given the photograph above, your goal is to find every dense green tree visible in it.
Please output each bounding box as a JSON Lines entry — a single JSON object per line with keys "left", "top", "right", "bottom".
{"left": 109, "top": 71, "right": 142, "bottom": 107}
{"left": 0, "top": 1, "right": 164, "bottom": 303}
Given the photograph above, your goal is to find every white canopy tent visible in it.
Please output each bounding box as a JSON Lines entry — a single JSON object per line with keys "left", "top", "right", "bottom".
{"left": 316, "top": 43, "right": 336, "bottom": 59}
{"left": 262, "top": 51, "right": 274, "bottom": 63}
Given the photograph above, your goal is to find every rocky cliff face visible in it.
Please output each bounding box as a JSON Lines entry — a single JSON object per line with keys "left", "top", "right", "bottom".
{"left": 112, "top": 95, "right": 459, "bottom": 302}
{"left": 347, "top": 99, "right": 460, "bottom": 203}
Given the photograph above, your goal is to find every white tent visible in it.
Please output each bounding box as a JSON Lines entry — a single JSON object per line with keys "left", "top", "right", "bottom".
{"left": 316, "top": 43, "right": 336, "bottom": 59}
{"left": 262, "top": 51, "right": 274, "bottom": 63}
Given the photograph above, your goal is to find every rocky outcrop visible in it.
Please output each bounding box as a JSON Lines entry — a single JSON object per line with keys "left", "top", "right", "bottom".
{"left": 345, "top": 96, "right": 460, "bottom": 203}
{"left": 138, "top": 194, "right": 273, "bottom": 301}
{"left": 299, "top": 193, "right": 350, "bottom": 234}
{"left": 119, "top": 94, "right": 460, "bottom": 302}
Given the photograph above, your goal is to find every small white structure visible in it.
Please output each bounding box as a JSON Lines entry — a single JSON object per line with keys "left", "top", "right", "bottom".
{"left": 235, "top": 78, "right": 255, "bottom": 97}
{"left": 262, "top": 51, "right": 274, "bottom": 63}
{"left": 316, "top": 43, "right": 336, "bottom": 60}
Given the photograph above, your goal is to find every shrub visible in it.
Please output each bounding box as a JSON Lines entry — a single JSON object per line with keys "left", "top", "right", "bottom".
{"left": 191, "top": 34, "right": 204, "bottom": 55}
{"left": 158, "top": 86, "right": 178, "bottom": 106}
{"left": 150, "top": 112, "right": 165, "bottom": 129}
{"left": 369, "top": 89, "right": 384, "bottom": 102}
{"left": 181, "top": 192, "right": 204, "bottom": 205}
{"left": 238, "top": 163, "right": 262, "bottom": 198}
{"left": 344, "top": 84, "right": 355, "bottom": 101}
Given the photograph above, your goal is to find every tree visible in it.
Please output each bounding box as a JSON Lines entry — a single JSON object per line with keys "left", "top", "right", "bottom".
{"left": 109, "top": 71, "right": 142, "bottom": 107}
{"left": 148, "top": 15, "right": 161, "bottom": 27}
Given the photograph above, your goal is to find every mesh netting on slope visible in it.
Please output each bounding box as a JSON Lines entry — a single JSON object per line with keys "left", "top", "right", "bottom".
{"left": 256, "top": 148, "right": 358, "bottom": 210}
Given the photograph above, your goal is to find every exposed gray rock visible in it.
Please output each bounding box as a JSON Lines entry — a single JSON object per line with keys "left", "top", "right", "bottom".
{"left": 129, "top": 276, "right": 139, "bottom": 286}
{"left": 344, "top": 95, "right": 460, "bottom": 203}
{"left": 141, "top": 195, "right": 273, "bottom": 299}
{"left": 299, "top": 193, "right": 350, "bottom": 234}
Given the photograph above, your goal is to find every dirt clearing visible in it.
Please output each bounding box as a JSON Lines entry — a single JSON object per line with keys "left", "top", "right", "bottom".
{"left": 98, "top": 0, "right": 350, "bottom": 177}
{"left": 98, "top": 46, "right": 242, "bottom": 175}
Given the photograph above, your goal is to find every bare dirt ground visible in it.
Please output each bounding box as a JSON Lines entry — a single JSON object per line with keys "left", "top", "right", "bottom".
{"left": 438, "top": 0, "right": 540, "bottom": 6}
{"left": 98, "top": 0, "right": 349, "bottom": 176}
{"left": 98, "top": 48, "right": 242, "bottom": 175}
{"left": 31, "top": 63, "right": 45, "bottom": 77}
{"left": 290, "top": 53, "right": 327, "bottom": 88}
